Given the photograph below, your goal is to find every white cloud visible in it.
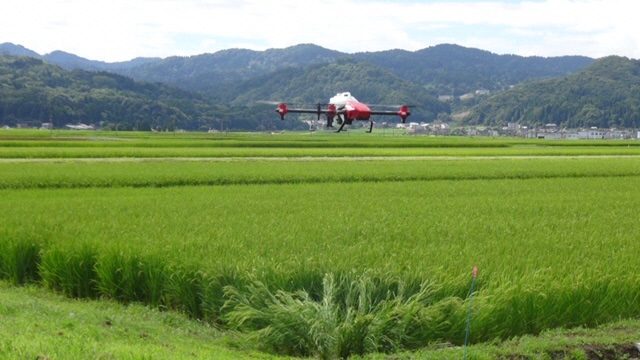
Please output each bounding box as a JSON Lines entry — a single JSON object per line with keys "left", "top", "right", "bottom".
{"left": 2, "top": 0, "right": 640, "bottom": 61}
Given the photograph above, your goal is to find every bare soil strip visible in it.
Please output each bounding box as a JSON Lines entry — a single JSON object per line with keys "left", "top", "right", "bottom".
{"left": 3, "top": 155, "right": 640, "bottom": 163}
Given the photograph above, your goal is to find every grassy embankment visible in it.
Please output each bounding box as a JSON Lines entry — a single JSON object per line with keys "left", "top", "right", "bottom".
{"left": 3, "top": 281, "right": 640, "bottom": 359}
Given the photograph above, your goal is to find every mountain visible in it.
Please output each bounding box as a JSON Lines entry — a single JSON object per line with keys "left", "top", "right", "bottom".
{"left": 1, "top": 42, "right": 595, "bottom": 101}
{"left": 0, "top": 55, "right": 299, "bottom": 131}
{"left": 216, "top": 58, "right": 449, "bottom": 121}
{"left": 0, "top": 43, "right": 40, "bottom": 58}
{"left": 115, "top": 43, "right": 594, "bottom": 99}
{"left": 43, "top": 51, "right": 160, "bottom": 72}
{"left": 466, "top": 56, "right": 640, "bottom": 128}
{"left": 0, "top": 43, "right": 160, "bottom": 72}
{"left": 11, "top": 41, "right": 638, "bottom": 130}
{"left": 116, "top": 44, "right": 345, "bottom": 93}
{"left": 351, "top": 44, "right": 594, "bottom": 96}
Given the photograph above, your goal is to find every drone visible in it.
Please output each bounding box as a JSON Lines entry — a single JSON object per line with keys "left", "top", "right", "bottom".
{"left": 273, "top": 92, "right": 411, "bottom": 133}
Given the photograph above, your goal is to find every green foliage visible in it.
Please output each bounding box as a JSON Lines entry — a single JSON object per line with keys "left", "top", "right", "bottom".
{"left": 0, "top": 239, "right": 41, "bottom": 285}
{"left": 469, "top": 56, "right": 640, "bottom": 128}
{"left": 223, "top": 273, "right": 461, "bottom": 358}
{"left": 39, "top": 245, "right": 99, "bottom": 298}
{"left": 94, "top": 251, "right": 169, "bottom": 306}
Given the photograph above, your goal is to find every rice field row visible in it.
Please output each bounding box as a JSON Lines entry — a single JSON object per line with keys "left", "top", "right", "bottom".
{"left": 1, "top": 157, "right": 640, "bottom": 190}
{"left": 3, "top": 145, "right": 640, "bottom": 159}
{"left": 3, "top": 130, "right": 640, "bottom": 159}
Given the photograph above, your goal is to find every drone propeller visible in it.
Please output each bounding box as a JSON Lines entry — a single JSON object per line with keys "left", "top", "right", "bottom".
{"left": 256, "top": 100, "right": 283, "bottom": 105}
{"left": 368, "top": 103, "right": 417, "bottom": 108}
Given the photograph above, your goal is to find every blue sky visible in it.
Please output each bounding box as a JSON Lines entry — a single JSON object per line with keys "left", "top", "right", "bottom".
{"left": 3, "top": 0, "right": 639, "bottom": 62}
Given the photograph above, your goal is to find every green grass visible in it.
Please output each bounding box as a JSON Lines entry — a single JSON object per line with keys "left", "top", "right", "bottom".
{"left": 0, "top": 281, "right": 281, "bottom": 360}
{"left": 3, "top": 281, "right": 640, "bottom": 359}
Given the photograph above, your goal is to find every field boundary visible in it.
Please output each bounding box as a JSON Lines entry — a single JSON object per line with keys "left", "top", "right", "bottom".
{"left": 3, "top": 154, "right": 640, "bottom": 163}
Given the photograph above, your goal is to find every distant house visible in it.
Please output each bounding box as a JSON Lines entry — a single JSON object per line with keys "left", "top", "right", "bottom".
{"left": 65, "top": 123, "right": 94, "bottom": 130}
{"left": 537, "top": 132, "right": 563, "bottom": 140}
{"left": 40, "top": 122, "right": 53, "bottom": 130}
{"left": 578, "top": 130, "right": 604, "bottom": 139}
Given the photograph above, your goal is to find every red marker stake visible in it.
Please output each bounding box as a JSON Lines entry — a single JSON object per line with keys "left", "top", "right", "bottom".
{"left": 464, "top": 266, "right": 478, "bottom": 360}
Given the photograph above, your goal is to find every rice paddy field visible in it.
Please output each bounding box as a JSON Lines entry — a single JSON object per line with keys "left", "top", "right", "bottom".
{"left": 2, "top": 129, "right": 640, "bottom": 358}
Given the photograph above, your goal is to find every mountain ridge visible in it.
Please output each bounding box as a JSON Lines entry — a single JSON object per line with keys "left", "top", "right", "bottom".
{"left": 5, "top": 41, "right": 637, "bottom": 131}
{"left": 0, "top": 42, "right": 594, "bottom": 98}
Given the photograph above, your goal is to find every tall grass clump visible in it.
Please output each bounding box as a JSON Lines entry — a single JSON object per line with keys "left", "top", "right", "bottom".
{"left": 164, "top": 268, "right": 207, "bottom": 319}
{"left": 94, "top": 251, "right": 169, "bottom": 307}
{"left": 223, "top": 272, "right": 468, "bottom": 358}
{"left": 39, "top": 245, "right": 99, "bottom": 298}
{"left": 0, "top": 238, "right": 42, "bottom": 285}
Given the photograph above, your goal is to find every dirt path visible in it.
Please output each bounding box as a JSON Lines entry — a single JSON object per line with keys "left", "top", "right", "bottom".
{"left": 3, "top": 155, "right": 640, "bottom": 163}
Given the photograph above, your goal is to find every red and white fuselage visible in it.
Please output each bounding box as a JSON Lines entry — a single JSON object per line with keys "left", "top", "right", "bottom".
{"left": 329, "top": 92, "right": 372, "bottom": 121}
{"left": 275, "top": 92, "right": 410, "bottom": 133}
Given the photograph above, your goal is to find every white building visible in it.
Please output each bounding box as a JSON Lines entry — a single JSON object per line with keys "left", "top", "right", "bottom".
{"left": 578, "top": 130, "right": 604, "bottom": 139}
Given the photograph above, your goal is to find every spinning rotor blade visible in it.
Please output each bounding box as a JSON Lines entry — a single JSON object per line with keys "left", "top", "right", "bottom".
{"left": 368, "top": 103, "right": 417, "bottom": 108}
{"left": 256, "top": 100, "right": 283, "bottom": 105}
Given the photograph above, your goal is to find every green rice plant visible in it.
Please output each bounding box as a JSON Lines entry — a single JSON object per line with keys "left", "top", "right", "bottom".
{"left": 223, "top": 272, "right": 466, "bottom": 358}
{"left": 3, "top": 133, "right": 640, "bottom": 159}
{"left": 165, "top": 268, "right": 206, "bottom": 319}
{"left": 0, "top": 239, "right": 41, "bottom": 285}
{"left": 138, "top": 254, "right": 170, "bottom": 308}
{"left": 223, "top": 275, "right": 337, "bottom": 358}
{"left": 473, "top": 275, "right": 640, "bottom": 343}
{"left": 39, "top": 245, "right": 99, "bottom": 298}
{"left": 94, "top": 250, "right": 172, "bottom": 307}
{"left": 199, "top": 267, "right": 248, "bottom": 324}
{"left": 3, "top": 157, "right": 640, "bottom": 190}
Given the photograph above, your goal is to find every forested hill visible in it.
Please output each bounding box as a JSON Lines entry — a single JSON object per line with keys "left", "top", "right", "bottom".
{"left": 0, "top": 56, "right": 294, "bottom": 131}
{"left": 1, "top": 42, "right": 594, "bottom": 99}
{"left": 352, "top": 44, "right": 594, "bottom": 96}
{"left": 0, "top": 56, "right": 194, "bottom": 130}
{"left": 0, "top": 55, "right": 448, "bottom": 129}
{"left": 117, "top": 44, "right": 345, "bottom": 93}
{"left": 466, "top": 56, "right": 640, "bottom": 129}
{"left": 12, "top": 41, "right": 640, "bottom": 130}
{"left": 216, "top": 58, "right": 450, "bottom": 121}
{"left": 115, "top": 44, "right": 595, "bottom": 98}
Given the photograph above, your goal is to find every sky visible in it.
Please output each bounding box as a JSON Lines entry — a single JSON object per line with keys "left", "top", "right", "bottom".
{"left": 3, "top": 0, "right": 640, "bottom": 62}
